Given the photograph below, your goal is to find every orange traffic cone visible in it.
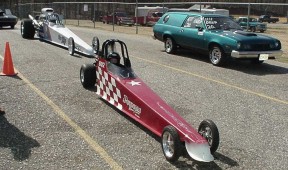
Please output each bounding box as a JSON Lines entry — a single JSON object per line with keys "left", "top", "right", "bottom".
{"left": 0, "top": 42, "right": 17, "bottom": 76}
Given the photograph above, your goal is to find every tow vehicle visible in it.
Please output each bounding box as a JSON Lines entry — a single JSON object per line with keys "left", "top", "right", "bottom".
{"left": 102, "top": 11, "right": 134, "bottom": 26}
{"left": 80, "top": 38, "right": 220, "bottom": 162}
{"left": 20, "top": 8, "right": 96, "bottom": 57}
{"left": 134, "top": 6, "right": 168, "bottom": 26}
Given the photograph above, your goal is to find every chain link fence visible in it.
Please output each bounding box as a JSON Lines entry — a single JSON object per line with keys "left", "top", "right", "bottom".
{"left": 16, "top": 2, "right": 288, "bottom": 34}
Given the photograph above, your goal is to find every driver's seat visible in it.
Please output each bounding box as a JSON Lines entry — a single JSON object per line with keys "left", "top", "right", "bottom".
{"left": 107, "top": 52, "right": 121, "bottom": 65}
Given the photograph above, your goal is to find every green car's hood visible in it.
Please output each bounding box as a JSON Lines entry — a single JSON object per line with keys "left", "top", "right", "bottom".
{"left": 209, "top": 30, "right": 276, "bottom": 43}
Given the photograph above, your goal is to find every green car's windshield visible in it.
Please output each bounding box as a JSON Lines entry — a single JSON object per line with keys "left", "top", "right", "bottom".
{"left": 204, "top": 17, "right": 242, "bottom": 30}
{"left": 249, "top": 18, "right": 258, "bottom": 22}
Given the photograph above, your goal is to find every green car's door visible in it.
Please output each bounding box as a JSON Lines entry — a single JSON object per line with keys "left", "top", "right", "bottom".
{"left": 176, "top": 16, "right": 206, "bottom": 50}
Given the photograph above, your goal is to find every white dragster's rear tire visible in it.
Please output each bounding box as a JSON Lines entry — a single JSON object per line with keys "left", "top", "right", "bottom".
{"left": 68, "top": 37, "right": 75, "bottom": 56}
{"left": 20, "top": 19, "right": 35, "bottom": 39}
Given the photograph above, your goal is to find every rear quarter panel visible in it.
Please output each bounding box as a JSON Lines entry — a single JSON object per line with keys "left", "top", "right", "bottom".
{"left": 153, "top": 13, "right": 188, "bottom": 41}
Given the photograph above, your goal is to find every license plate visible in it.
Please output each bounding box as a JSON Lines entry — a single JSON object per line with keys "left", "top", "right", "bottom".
{"left": 259, "top": 54, "right": 269, "bottom": 61}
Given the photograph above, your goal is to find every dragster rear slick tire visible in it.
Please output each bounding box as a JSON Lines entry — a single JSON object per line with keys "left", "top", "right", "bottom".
{"left": 80, "top": 64, "right": 96, "bottom": 88}
{"left": 21, "top": 19, "right": 35, "bottom": 39}
{"left": 161, "top": 125, "right": 183, "bottom": 162}
{"left": 198, "top": 119, "right": 220, "bottom": 154}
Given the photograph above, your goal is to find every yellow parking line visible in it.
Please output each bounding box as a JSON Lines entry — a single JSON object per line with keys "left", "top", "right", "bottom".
{"left": 0, "top": 56, "right": 122, "bottom": 170}
{"left": 135, "top": 56, "right": 288, "bottom": 105}
{"left": 20, "top": 73, "right": 123, "bottom": 170}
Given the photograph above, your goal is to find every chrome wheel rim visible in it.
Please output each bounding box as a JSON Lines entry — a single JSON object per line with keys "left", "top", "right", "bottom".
{"left": 199, "top": 126, "right": 213, "bottom": 146}
{"left": 21, "top": 23, "right": 24, "bottom": 35}
{"left": 210, "top": 48, "right": 221, "bottom": 64}
{"left": 165, "top": 38, "right": 173, "bottom": 53}
{"left": 68, "top": 38, "right": 73, "bottom": 54}
{"left": 80, "top": 68, "right": 84, "bottom": 83}
{"left": 162, "top": 131, "right": 175, "bottom": 158}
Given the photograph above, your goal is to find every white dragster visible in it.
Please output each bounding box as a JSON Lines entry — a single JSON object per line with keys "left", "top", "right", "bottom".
{"left": 20, "top": 8, "right": 97, "bottom": 57}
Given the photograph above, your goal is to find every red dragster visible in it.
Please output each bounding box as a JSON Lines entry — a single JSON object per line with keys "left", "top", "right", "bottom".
{"left": 80, "top": 38, "right": 220, "bottom": 162}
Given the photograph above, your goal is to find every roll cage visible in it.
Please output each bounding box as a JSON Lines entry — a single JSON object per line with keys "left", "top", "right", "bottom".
{"left": 97, "top": 39, "right": 132, "bottom": 68}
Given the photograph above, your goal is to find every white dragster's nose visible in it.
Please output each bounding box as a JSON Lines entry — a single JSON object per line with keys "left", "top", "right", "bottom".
{"left": 185, "top": 142, "right": 214, "bottom": 162}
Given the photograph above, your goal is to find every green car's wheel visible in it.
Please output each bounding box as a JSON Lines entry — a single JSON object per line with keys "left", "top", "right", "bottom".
{"left": 164, "top": 37, "right": 176, "bottom": 54}
{"left": 209, "top": 45, "right": 226, "bottom": 66}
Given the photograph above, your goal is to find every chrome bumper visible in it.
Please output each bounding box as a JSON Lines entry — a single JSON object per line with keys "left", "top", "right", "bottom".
{"left": 231, "top": 50, "right": 283, "bottom": 59}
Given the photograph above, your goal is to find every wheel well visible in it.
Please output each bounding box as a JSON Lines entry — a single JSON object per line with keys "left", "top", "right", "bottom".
{"left": 208, "top": 42, "right": 221, "bottom": 50}
{"left": 163, "top": 34, "right": 172, "bottom": 41}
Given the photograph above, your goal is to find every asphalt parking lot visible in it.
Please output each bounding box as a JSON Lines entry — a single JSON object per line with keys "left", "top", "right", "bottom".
{"left": 0, "top": 23, "right": 287, "bottom": 169}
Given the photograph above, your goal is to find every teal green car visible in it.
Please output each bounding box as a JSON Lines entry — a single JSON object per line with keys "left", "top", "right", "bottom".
{"left": 236, "top": 17, "right": 266, "bottom": 33}
{"left": 153, "top": 12, "right": 283, "bottom": 66}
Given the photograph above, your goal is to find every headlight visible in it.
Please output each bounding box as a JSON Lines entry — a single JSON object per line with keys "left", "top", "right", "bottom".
{"left": 237, "top": 42, "right": 241, "bottom": 49}
{"left": 270, "top": 41, "right": 280, "bottom": 48}
{"left": 275, "top": 41, "right": 279, "bottom": 47}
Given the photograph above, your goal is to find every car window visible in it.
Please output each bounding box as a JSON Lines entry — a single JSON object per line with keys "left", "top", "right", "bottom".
{"left": 5, "top": 9, "right": 12, "bottom": 15}
{"left": 116, "top": 12, "right": 127, "bottom": 17}
{"left": 183, "top": 16, "right": 202, "bottom": 28}
{"left": 204, "top": 17, "right": 242, "bottom": 30}
{"left": 163, "top": 14, "right": 169, "bottom": 23}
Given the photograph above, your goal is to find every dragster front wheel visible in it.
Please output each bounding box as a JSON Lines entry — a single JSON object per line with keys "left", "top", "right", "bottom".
{"left": 92, "top": 36, "right": 100, "bottom": 54}
{"left": 198, "top": 119, "right": 219, "bottom": 154}
{"left": 80, "top": 63, "right": 96, "bottom": 88}
{"left": 161, "top": 125, "right": 182, "bottom": 162}
{"left": 68, "top": 37, "right": 75, "bottom": 56}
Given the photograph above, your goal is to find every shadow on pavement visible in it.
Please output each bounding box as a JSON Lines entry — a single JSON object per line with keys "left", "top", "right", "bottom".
{"left": 0, "top": 114, "right": 40, "bottom": 161}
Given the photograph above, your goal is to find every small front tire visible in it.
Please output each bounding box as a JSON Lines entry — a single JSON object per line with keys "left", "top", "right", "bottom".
{"left": 198, "top": 119, "right": 220, "bottom": 154}
{"left": 80, "top": 64, "right": 96, "bottom": 88}
{"left": 92, "top": 36, "right": 100, "bottom": 54}
{"left": 161, "top": 125, "right": 182, "bottom": 162}
{"left": 68, "top": 37, "right": 75, "bottom": 56}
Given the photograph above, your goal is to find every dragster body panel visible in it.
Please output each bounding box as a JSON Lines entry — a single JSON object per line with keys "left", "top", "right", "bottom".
{"left": 95, "top": 58, "right": 207, "bottom": 144}
{"left": 42, "top": 23, "right": 94, "bottom": 56}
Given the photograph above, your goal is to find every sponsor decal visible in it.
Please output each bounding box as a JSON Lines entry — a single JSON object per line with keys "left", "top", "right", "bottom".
{"left": 123, "top": 95, "right": 141, "bottom": 117}
{"left": 157, "top": 102, "right": 192, "bottom": 133}
{"left": 58, "top": 34, "right": 67, "bottom": 45}
{"left": 75, "top": 46, "right": 83, "bottom": 52}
